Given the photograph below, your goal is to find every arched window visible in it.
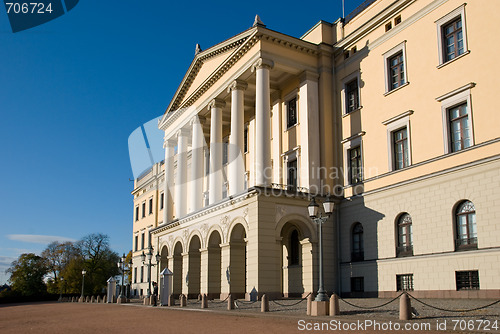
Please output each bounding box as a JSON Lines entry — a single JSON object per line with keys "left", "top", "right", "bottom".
{"left": 455, "top": 201, "right": 477, "bottom": 250}
{"left": 397, "top": 213, "right": 413, "bottom": 257}
{"left": 289, "top": 229, "right": 300, "bottom": 265}
{"left": 351, "top": 223, "right": 364, "bottom": 262}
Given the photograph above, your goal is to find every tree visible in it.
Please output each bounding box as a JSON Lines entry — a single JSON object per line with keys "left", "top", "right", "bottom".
{"left": 124, "top": 250, "right": 133, "bottom": 283}
{"left": 7, "top": 253, "right": 48, "bottom": 296}
{"left": 41, "top": 241, "right": 78, "bottom": 294}
{"left": 74, "top": 233, "right": 120, "bottom": 294}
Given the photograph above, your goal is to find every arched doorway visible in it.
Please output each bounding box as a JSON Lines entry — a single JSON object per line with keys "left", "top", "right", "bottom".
{"left": 188, "top": 235, "right": 201, "bottom": 298}
{"left": 229, "top": 223, "right": 246, "bottom": 298}
{"left": 172, "top": 241, "right": 183, "bottom": 297}
{"left": 160, "top": 245, "right": 168, "bottom": 272}
{"left": 207, "top": 230, "right": 222, "bottom": 299}
{"left": 280, "top": 223, "right": 304, "bottom": 297}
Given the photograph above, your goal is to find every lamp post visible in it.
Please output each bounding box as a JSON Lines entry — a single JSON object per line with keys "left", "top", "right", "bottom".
{"left": 117, "top": 254, "right": 126, "bottom": 299}
{"left": 308, "top": 196, "right": 335, "bottom": 302}
{"left": 141, "top": 244, "right": 161, "bottom": 297}
{"left": 81, "top": 270, "right": 86, "bottom": 298}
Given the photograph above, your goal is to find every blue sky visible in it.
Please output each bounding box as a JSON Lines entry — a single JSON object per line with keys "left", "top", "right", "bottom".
{"left": 0, "top": 0, "right": 364, "bottom": 284}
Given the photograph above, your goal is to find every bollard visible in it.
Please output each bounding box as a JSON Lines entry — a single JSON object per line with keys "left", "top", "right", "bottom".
{"left": 97, "top": 295, "right": 101, "bottom": 303}
{"left": 201, "top": 294, "right": 208, "bottom": 309}
{"left": 168, "top": 294, "right": 175, "bottom": 306}
{"left": 306, "top": 293, "right": 313, "bottom": 316}
{"left": 91, "top": 296, "right": 95, "bottom": 303}
{"left": 399, "top": 293, "right": 412, "bottom": 320}
{"left": 261, "top": 294, "right": 269, "bottom": 312}
{"left": 198, "top": 293, "right": 202, "bottom": 301}
{"left": 329, "top": 293, "right": 340, "bottom": 316}
{"left": 180, "top": 294, "right": 187, "bottom": 307}
{"left": 227, "top": 294, "right": 234, "bottom": 310}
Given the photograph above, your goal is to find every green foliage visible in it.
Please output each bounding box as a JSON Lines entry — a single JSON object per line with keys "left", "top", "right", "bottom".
{"left": 6, "top": 253, "right": 48, "bottom": 296}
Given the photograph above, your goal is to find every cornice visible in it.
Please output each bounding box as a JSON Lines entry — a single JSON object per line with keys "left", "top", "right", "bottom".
{"left": 150, "top": 189, "right": 259, "bottom": 235}
{"left": 334, "top": 0, "right": 416, "bottom": 51}
{"left": 160, "top": 27, "right": 325, "bottom": 132}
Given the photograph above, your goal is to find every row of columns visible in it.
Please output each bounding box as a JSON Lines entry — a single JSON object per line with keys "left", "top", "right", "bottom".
{"left": 162, "top": 58, "right": 274, "bottom": 223}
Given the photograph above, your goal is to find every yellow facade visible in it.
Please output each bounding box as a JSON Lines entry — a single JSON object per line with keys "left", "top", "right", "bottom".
{"left": 131, "top": 0, "right": 500, "bottom": 299}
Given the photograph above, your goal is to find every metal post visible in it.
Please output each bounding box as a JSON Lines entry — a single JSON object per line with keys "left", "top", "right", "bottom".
{"left": 81, "top": 273, "right": 85, "bottom": 298}
{"left": 315, "top": 216, "right": 328, "bottom": 302}
{"left": 121, "top": 264, "right": 125, "bottom": 298}
{"left": 148, "top": 256, "right": 152, "bottom": 297}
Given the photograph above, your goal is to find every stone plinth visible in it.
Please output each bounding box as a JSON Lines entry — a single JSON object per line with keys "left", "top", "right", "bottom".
{"left": 311, "top": 300, "right": 329, "bottom": 316}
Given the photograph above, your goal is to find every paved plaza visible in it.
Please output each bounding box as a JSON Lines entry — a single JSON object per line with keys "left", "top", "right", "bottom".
{"left": 0, "top": 297, "right": 499, "bottom": 333}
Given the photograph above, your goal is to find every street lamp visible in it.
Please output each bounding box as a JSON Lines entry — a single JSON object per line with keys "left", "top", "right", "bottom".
{"left": 117, "top": 254, "right": 127, "bottom": 299}
{"left": 81, "top": 270, "right": 86, "bottom": 298}
{"left": 308, "top": 196, "right": 335, "bottom": 302}
{"left": 141, "top": 244, "right": 161, "bottom": 297}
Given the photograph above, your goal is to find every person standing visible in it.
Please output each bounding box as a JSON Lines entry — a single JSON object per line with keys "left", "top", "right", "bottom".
{"left": 152, "top": 282, "right": 158, "bottom": 307}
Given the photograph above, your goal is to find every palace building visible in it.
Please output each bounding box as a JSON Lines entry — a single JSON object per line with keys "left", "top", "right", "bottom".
{"left": 131, "top": 0, "right": 500, "bottom": 299}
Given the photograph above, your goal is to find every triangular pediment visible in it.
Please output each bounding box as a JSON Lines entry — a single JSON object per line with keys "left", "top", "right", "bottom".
{"left": 164, "top": 28, "right": 256, "bottom": 115}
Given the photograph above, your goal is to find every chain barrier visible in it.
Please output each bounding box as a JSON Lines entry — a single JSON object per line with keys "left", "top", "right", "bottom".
{"left": 236, "top": 299, "right": 259, "bottom": 304}
{"left": 338, "top": 293, "right": 403, "bottom": 310}
{"left": 234, "top": 300, "right": 259, "bottom": 309}
{"left": 186, "top": 298, "right": 201, "bottom": 305}
{"left": 407, "top": 293, "right": 500, "bottom": 313}
{"left": 270, "top": 292, "right": 312, "bottom": 307}
{"left": 210, "top": 295, "right": 230, "bottom": 304}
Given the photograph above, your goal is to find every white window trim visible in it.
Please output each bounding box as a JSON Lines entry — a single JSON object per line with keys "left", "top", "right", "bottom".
{"left": 342, "top": 133, "right": 364, "bottom": 186}
{"left": 159, "top": 192, "right": 164, "bottom": 211}
{"left": 284, "top": 89, "right": 299, "bottom": 130}
{"left": 435, "top": 4, "right": 469, "bottom": 67}
{"left": 436, "top": 83, "right": 475, "bottom": 154}
{"left": 341, "top": 71, "right": 362, "bottom": 116}
{"left": 384, "top": 111, "right": 413, "bottom": 171}
{"left": 383, "top": 41, "right": 409, "bottom": 95}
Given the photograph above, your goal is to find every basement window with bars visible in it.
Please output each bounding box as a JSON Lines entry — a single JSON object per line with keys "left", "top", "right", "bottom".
{"left": 456, "top": 270, "right": 479, "bottom": 290}
{"left": 396, "top": 274, "right": 414, "bottom": 291}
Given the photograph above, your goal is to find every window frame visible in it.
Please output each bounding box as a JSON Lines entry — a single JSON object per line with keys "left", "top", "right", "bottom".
{"left": 383, "top": 41, "right": 408, "bottom": 95}
{"left": 341, "top": 71, "right": 362, "bottom": 116}
{"left": 287, "top": 159, "right": 298, "bottom": 189}
{"left": 351, "top": 223, "right": 364, "bottom": 262}
{"left": 396, "top": 213, "right": 413, "bottom": 257}
{"left": 436, "top": 4, "right": 469, "bottom": 67}
{"left": 348, "top": 146, "right": 362, "bottom": 185}
{"left": 135, "top": 206, "right": 139, "bottom": 222}
{"left": 454, "top": 200, "right": 477, "bottom": 251}
{"left": 456, "top": 270, "right": 479, "bottom": 290}
{"left": 396, "top": 274, "right": 414, "bottom": 291}
{"left": 142, "top": 202, "right": 146, "bottom": 218}
{"left": 383, "top": 111, "right": 412, "bottom": 172}
{"left": 342, "top": 132, "right": 364, "bottom": 186}
{"left": 160, "top": 192, "right": 164, "bottom": 210}
{"left": 148, "top": 197, "right": 153, "bottom": 215}
{"left": 243, "top": 122, "right": 249, "bottom": 154}
{"left": 437, "top": 83, "right": 475, "bottom": 154}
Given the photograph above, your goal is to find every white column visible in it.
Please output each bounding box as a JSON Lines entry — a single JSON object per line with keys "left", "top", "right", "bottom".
{"left": 271, "top": 94, "right": 282, "bottom": 185}
{"left": 228, "top": 80, "right": 247, "bottom": 196}
{"left": 299, "top": 71, "right": 320, "bottom": 192}
{"left": 163, "top": 137, "right": 175, "bottom": 224}
{"left": 209, "top": 99, "right": 225, "bottom": 204}
{"left": 175, "top": 128, "right": 189, "bottom": 218}
{"left": 252, "top": 58, "right": 273, "bottom": 187}
{"left": 189, "top": 116, "right": 206, "bottom": 212}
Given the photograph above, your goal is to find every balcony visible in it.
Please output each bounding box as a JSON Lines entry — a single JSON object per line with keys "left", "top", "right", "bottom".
{"left": 455, "top": 237, "right": 478, "bottom": 251}
{"left": 396, "top": 245, "right": 413, "bottom": 257}
{"left": 351, "top": 251, "right": 364, "bottom": 262}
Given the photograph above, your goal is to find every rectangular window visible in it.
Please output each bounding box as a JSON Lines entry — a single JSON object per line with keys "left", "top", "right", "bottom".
{"left": 448, "top": 103, "right": 471, "bottom": 152}
{"left": 141, "top": 233, "right": 145, "bottom": 250}
{"left": 385, "top": 22, "right": 392, "bottom": 32}
{"left": 287, "top": 97, "right": 297, "bottom": 128}
{"left": 140, "top": 266, "right": 144, "bottom": 283}
{"left": 389, "top": 52, "right": 405, "bottom": 90}
{"left": 348, "top": 146, "right": 362, "bottom": 184}
{"left": 149, "top": 198, "right": 153, "bottom": 215}
{"left": 345, "top": 79, "right": 359, "bottom": 113}
{"left": 160, "top": 193, "right": 164, "bottom": 210}
{"left": 393, "top": 128, "right": 409, "bottom": 170}
{"left": 205, "top": 150, "right": 210, "bottom": 176}
{"left": 134, "top": 235, "right": 138, "bottom": 252}
{"left": 351, "top": 277, "right": 364, "bottom": 292}
{"left": 395, "top": 15, "right": 401, "bottom": 25}
{"left": 456, "top": 270, "right": 479, "bottom": 290}
{"left": 142, "top": 202, "right": 146, "bottom": 218}
{"left": 243, "top": 123, "right": 248, "bottom": 153}
{"left": 436, "top": 5, "right": 468, "bottom": 66}
{"left": 443, "top": 18, "right": 464, "bottom": 62}
{"left": 134, "top": 267, "right": 137, "bottom": 283}
{"left": 396, "top": 274, "right": 414, "bottom": 291}
{"left": 135, "top": 206, "right": 139, "bottom": 221}
{"left": 223, "top": 136, "right": 229, "bottom": 165}
{"left": 287, "top": 159, "right": 298, "bottom": 189}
